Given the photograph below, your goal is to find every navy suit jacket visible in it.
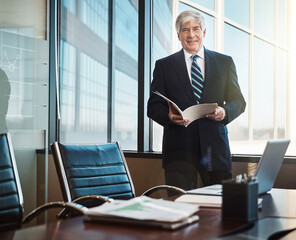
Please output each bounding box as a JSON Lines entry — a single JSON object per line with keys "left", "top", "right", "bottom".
{"left": 147, "top": 48, "right": 246, "bottom": 171}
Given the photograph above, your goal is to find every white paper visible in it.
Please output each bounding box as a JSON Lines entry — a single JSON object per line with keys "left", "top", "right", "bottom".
{"left": 188, "top": 184, "right": 223, "bottom": 196}
{"left": 175, "top": 194, "right": 222, "bottom": 208}
{"left": 176, "top": 193, "right": 263, "bottom": 209}
{"left": 153, "top": 91, "right": 217, "bottom": 124}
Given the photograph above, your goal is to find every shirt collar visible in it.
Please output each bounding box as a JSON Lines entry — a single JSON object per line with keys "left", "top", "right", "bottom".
{"left": 184, "top": 46, "right": 204, "bottom": 60}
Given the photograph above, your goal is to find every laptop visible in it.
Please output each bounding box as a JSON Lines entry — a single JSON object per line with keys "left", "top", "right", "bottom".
{"left": 188, "top": 139, "right": 290, "bottom": 196}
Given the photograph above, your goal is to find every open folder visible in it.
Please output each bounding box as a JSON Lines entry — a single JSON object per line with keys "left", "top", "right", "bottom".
{"left": 84, "top": 196, "right": 199, "bottom": 230}
{"left": 153, "top": 91, "right": 217, "bottom": 125}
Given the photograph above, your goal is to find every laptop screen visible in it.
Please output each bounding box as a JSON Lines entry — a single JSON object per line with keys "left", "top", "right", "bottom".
{"left": 255, "top": 139, "right": 290, "bottom": 194}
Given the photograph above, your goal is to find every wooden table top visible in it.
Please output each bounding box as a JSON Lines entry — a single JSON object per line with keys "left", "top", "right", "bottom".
{"left": 1, "top": 188, "right": 296, "bottom": 240}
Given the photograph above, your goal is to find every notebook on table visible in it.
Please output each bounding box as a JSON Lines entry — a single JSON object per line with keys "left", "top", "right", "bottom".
{"left": 188, "top": 139, "right": 290, "bottom": 196}
{"left": 84, "top": 196, "right": 199, "bottom": 230}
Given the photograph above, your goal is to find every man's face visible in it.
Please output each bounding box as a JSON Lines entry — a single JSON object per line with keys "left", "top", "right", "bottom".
{"left": 178, "top": 20, "right": 206, "bottom": 54}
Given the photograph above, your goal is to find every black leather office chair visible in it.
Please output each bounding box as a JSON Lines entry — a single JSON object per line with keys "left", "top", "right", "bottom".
{"left": 0, "top": 133, "right": 88, "bottom": 231}
{"left": 51, "top": 141, "right": 185, "bottom": 214}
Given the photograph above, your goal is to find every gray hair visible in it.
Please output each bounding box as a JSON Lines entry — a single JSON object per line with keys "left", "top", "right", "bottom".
{"left": 175, "top": 10, "right": 206, "bottom": 33}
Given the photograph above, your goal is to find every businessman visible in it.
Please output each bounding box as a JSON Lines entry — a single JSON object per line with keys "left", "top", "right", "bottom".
{"left": 147, "top": 10, "right": 246, "bottom": 190}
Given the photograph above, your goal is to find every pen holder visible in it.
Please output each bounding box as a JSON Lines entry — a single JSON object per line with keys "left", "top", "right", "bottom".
{"left": 222, "top": 179, "right": 258, "bottom": 222}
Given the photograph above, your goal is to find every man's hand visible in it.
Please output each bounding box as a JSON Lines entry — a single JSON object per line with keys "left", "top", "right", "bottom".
{"left": 168, "top": 102, "right": 190, "bottom": 126}
{"left": 206, "top": 106, "right": 227, "bottom": 121}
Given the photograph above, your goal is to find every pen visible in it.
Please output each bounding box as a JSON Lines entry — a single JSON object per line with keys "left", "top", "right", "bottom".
{"left": 247, "top": 175, "right": 257, "bottom": 182}
{"left": 235, "top": 173, "right": 257, "bottom": 183}
{"left": 235, "top": 174, "right": 242, "bottom": 183}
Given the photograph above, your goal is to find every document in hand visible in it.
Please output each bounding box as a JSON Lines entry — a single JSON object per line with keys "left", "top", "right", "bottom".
{"left": 153, "top": 91, "right": 218, "bottom": 125}
{"left": 84, "top": 196, "right": 199, "bottom": 230}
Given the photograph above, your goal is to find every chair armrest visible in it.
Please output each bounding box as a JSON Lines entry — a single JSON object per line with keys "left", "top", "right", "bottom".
{"left": 57, "top": 195, "right": 113, "bottom": 219}
{"left": 22, "top": 201, "right": 88, "bottom": 224}
{"left": 141, "top": 185, "right": 186, "bottom": 196}
{"left": 72, "top": 195, "right": 113, "bottom": 205}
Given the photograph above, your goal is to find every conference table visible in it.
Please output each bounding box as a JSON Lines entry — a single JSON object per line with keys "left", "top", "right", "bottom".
{"left": 1, "top": 188, "right": 296, "bottom": 240}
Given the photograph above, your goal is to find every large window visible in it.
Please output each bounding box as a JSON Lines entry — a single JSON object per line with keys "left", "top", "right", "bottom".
{"left": 59, "top": 0, "right": 138, "bottom": 150}
{"left": 223, "top": 0, "right": 291, "bottom": 154}
{"left": 113, "top": 0, "right": 138, "bottom": 150}
{"left": 224, "top": 23, "right": 249, "bottom": 141}
{"left": 59, "top": 0, "right": 109, "bottom": 144}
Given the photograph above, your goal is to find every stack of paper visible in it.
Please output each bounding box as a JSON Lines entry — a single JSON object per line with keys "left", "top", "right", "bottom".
{"left": 175, "top": 194, "right": 222, "bottom": 208}
{"left": 84, "top": 196, "right": 199, "bottom": 230}
{"left": 175, "top": 194, "right": 263, "bottom": 209}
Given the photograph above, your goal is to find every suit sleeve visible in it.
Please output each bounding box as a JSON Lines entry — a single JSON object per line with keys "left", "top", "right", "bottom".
{"left": 222, "top": 57, "right": 246, "bottom": 124}
{"left": 147, "top": 60, "right": 170, "bottom": 127}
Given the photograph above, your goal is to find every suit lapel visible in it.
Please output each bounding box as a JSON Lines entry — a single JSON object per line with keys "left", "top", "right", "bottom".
{"left": 201, "top": 48, "right": 215, "bottom": 103}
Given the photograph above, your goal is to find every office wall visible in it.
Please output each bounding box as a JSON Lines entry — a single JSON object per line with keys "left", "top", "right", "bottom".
{"left": 0, "top": 0, "right": 46, "bottom": 39}
{"left": 126, "top": 157, "right": 296, "bottom": 195}
{"left": 0, "top": 0, "right": 49, "bottom": 226}
{"left": 46, "top": 154, "right": 296, "bottom": 199}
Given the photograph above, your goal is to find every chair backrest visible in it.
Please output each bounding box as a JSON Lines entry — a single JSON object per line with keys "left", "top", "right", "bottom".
{"left": 0, "top": 133, "right": 23, "bottom": 231}
{"left": 51, "top": 142, "right": 136, "bottom": 205}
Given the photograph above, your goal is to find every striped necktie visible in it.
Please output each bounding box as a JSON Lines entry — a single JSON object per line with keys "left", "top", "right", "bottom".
{"left": 191, "top": 55, "right": 204, "bottom": 104}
